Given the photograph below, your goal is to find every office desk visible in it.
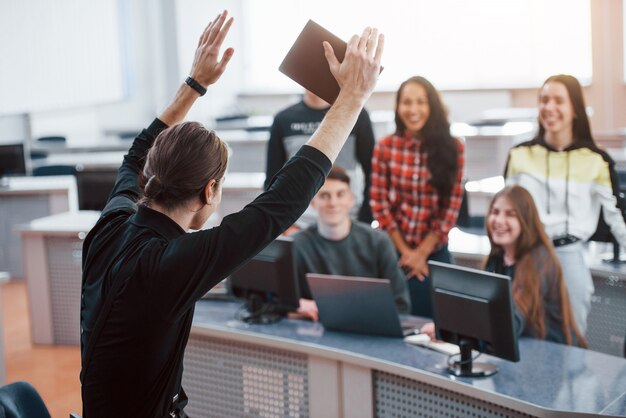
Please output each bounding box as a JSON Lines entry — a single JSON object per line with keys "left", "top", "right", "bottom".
{"left": 16, "top": 206, "right": 248, "bottom": 345}
{"left": 183, "top": 299, "right": 626, "bottom": 418}
{"left": 18, "top": 211, "right": 99, "bottom": 345}
{"left": 0, "top": 272, "right": 8, "bottom": 384}
{"left": 17, "top": 210, "right": 625, "bottom": 359}
{"left": 452, "top": 123, "right": 535, "bottom": 181}
{"left": 30, "top": 137, "right": 134, "bottom": 154}
{"left": 449, "top": 228, "right": 626, "bottom": 357}
{"left": 31, "top": 151, "right": 125, "bottom": 171}
{"left": 219, "top": 130, "right": 269, "bottom": 173}
{"left": 464, "top": 175, "right": 505, "bottom": 217}
{"left": 219, "top": 172, "right": 265, "bottom": 221}
{"left": 0, "top": 176, "right": 78, "bottom": 279}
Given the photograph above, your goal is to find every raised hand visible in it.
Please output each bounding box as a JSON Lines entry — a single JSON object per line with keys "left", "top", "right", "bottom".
{"left": 158, "top": 10, "right": 234, "bottom": 125}
{"left": 323, "top": 27, "right": 384, "bottom": 105}
{"left": 189, "top": 10, "right": 235, "bottom": 87}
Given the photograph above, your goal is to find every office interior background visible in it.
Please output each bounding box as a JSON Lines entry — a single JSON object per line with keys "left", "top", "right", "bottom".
{"left": 1, "top": 0, "right": 626, "bottom": 417}
{"left": 1, "top": 0, "right": 625, "bottom": 143}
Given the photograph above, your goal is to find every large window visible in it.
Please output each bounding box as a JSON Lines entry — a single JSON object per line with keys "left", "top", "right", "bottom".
{"left": 0, "top": 0, "right": 128, "bottom": 114}
{"left": 241, "top": 0, "right": 592, "bottom": 92}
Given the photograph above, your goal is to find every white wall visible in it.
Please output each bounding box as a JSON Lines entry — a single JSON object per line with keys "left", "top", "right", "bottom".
{"left": 21, "top": 0, "right": 515, "bottom": 143}
{"left": 28, "top": 0, "right": 170, "bottom": 143}
{"left": 8, "top": 0, "right": 623, "bottom": 144}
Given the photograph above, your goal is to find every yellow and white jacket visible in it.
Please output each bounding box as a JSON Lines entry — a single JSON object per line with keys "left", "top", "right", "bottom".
{"left": 505, "top": 138, "right": 626, "bottom": 246}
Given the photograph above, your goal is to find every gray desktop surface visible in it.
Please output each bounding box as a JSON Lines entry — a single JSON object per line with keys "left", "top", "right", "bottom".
{"left": 192, "top": 299, "right": 626, "bottom": 417}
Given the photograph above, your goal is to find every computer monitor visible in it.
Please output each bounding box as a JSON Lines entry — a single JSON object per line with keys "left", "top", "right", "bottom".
{"left": 428, "top": 260, "right": 519, "bottom": 378}
{"left": 0, "top": 143, "right": 26, "bottom": 179}
{"left": 228, "top": 236, "right": 300, "bottom": 324}
{"left": 75, "top": 167, "right": 118, "bottom": 211}
{"left": 589, "top": 201, "right": 626, "bottom": 265}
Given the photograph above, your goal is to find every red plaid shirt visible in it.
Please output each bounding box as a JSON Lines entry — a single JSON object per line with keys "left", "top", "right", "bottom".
{"left": 370, "top": 132, "right": 464, "bottom": 248}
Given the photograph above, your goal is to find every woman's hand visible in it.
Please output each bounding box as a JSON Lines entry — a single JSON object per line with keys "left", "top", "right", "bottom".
{"left": 189, "top": 10, "right": 235, "bottom": 87}
{"left": 399, "top": 247, "right": 429, "bottom": 281}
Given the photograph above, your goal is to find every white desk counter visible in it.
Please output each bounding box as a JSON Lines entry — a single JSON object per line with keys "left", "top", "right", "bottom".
{"left": 452, "top": 123, "right": 535, "bottom": 181}
{"left": 0, "top": 272, "right": 8, "bottom": 384}
{"left": 0, "top": 176, "right": 78, "bottom": 279}
{"left": 18, "top": 211, "right": 99, "bottom": 345}
{"left": 218, "top": 172, "right": 265, "bottom": 221}
{"left": 31, "top": 151, "right": 125, "bottom": 171}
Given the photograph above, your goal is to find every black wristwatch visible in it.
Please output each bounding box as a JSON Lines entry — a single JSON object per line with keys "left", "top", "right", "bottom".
{"left": 185, "top": 76, "right": 207, "bottom": 96}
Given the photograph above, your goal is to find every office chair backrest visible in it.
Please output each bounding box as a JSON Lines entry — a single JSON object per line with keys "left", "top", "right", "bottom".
{"left": 32, "top": 165, "right": 77, "bottom": 177}
{"left": 0, "top": 381, "right": 51, "bottom": 418}
{"left": 457, "top": 186, "right": 470, "bottom": 228}
{"left": 37, "top": 136, "right": 66, "bottom": 143}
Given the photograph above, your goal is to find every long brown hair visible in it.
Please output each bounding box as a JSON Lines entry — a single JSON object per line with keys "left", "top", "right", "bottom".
{"left": 139, "top": 121, "right": 229, "bottom": 211}
{"left": 537, "top": 74, "right": 594, "bottom": 147}
{"left": 394, "top": 76, "right": 459, "bottom": 200}
{"left": 485, "top": 185, "right": 586, "bottom": 347}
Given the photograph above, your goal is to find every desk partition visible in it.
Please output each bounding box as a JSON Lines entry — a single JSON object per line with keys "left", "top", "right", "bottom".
{"left": 0, "top": 272, "right": 9, "bottom": 384}
{"left": 0, "top": 176, "right": 78, "bottom": 279}
{"left": 18, "top": 211, "right": 99, "bottom": 344}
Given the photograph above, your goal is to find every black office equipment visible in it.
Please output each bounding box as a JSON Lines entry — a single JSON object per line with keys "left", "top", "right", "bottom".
{"left": 36, "top": 135, "right": 66, "bottom": 143}
{"left": 589, "top": 170, "right": 626, "bottom": 264}
{"left": 306, "top": 273, "right": 425, "bottom": 338}
{"left": 75, "top": 167, "right": 118, "bottom": 211}
{"left": 228, "top": 237, "right": 300, "bottom": 324}
{"left": 0, "top": 381, "right": 51, "bottom": 418}
{"left": 0, "top": 143, "right": 27, "bottom": 179}
{"left": 428, "top": 261, "right": 519, "bottom": 377}
{"left": 32, "top": 165, "right": 77, "bottom": 177}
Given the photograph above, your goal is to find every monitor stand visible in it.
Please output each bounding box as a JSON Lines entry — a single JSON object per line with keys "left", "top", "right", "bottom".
{"left": 447, "top": 339, "right": 498, "bottom": 378}
{"left": 240, "top": 295, "right": 283, "bottom": 325}
{"left": 602, "top": 242, "right": 626, "bottom": 265}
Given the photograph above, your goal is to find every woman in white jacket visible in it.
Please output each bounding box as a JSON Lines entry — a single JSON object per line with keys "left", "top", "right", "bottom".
{"left": 504, "top": 74, "right": 626, "bottom": 334}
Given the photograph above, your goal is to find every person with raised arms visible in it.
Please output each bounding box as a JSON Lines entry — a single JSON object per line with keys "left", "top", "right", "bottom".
{"left": 80, "top": 10, "right": 384, "bottom": 417}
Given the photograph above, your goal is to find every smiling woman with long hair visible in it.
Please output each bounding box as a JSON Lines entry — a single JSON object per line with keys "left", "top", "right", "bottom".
{"left": 505, "top": 74, "right": 626, "bottom": 335}
{"left": 485, "top": 185, "right": 585, "bottom": 346}
{"left": 370, "top": 76, "right": 464, "bottom": 318}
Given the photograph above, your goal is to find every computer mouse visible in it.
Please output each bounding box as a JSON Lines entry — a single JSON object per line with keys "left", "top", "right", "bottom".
{"left": 404, "top": 333, "right": 431, "bottom": 344}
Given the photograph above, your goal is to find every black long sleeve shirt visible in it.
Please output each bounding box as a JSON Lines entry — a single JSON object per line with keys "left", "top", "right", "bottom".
{"left": 80, "top": 118, "right": 331, "bottom": 417}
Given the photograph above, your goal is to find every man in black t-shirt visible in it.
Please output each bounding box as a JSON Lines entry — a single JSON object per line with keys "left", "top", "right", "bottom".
{"left": 265, "top": 90, "right": 375, "bottom": 223}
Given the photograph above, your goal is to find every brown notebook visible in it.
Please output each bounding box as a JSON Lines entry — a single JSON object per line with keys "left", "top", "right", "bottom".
{"left": 278, "top": 20, "right": 347, "bottom": 105}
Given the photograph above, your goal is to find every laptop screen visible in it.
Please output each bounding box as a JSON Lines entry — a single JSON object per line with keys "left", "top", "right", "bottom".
{"left": 306, "top": 273, "right": 424, "bottom": 338}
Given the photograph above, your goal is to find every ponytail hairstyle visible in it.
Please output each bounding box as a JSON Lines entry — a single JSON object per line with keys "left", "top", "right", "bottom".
{"left": 537, "top": 74, "right": 595, "bottom": 147}
{"left": 394, "top": 76, "right": 459, "bottom": 200}
{"left": 139, "top": 121, "right": 229, "bottom": 211}
{"left": 485, "top": 185, "right": 586, "bottom": 347}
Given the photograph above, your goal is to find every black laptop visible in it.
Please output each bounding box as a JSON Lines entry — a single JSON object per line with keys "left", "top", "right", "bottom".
{"left": 306, "top": 273, "right": 426, "bottom": 338}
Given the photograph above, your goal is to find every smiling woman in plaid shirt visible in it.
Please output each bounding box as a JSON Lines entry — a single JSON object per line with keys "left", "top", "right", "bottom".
{"left": 370, "top": 76, "right": 464, "bottom": 317}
